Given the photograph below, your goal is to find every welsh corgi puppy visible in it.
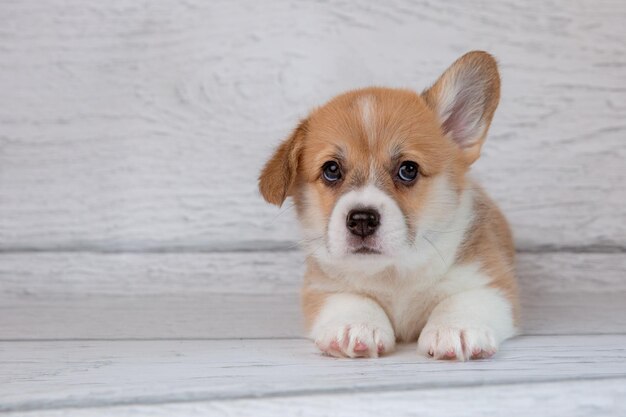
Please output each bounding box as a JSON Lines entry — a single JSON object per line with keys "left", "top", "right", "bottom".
{"left": 259, "top": 51, "right": 518, "bottom": 360}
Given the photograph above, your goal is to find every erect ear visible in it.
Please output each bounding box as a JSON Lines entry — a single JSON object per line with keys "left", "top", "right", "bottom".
{"left": 422, "top": 51, "right": 500, "bottom": 164}
{"left": 258, "top": 120, "right": 308, "bottom": 206}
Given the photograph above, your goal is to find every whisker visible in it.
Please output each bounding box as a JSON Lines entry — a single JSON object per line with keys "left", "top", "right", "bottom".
{"left": 270, "top": 203, "right": 296, "bottom": 222}
{"left": 421, "top": 234, "right": 447, "bottom": 268}
{"left": 296, "top": 235, "right": 324, "bottom": 247}
{"left": 424, "top": 228, "right": 467, "bottom": 234}
{"left": 305, "top": 240, "right": 327, "bottom": 263}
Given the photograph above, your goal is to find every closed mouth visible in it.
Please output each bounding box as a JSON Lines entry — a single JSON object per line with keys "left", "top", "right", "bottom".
{"left": 352, "top": 247, "right": 382, "bottom": 255}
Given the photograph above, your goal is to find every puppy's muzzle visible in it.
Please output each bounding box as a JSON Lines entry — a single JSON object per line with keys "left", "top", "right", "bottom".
{"left": 346, "top": 209, "right": 380, "bottom": 238}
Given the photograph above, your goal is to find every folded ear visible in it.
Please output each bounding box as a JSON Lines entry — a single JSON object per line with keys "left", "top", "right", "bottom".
{"left": 422, "top": 51, "right": 500, "bottom": 164}
{"left": 258, "top": 120, "right": 308, "bottom": 206}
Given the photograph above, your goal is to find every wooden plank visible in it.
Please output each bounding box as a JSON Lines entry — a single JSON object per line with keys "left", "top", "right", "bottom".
{"left": 1, "top": 252, "right": 624, "bottom": 339}
{"left": 1, "top": 251, "right": 624, "bottom": 297}
{"left": 1, "top": 336, "right": 625, "bottom": 413}
{"left": 7, "top": 379, "right": 625, "bottom": 417}
{"left": 0, "top": 1, "right": 625, "bottom": 251}
{"left": 0, "top": 251, "right": 306, "bottom": 297}
{"left": 1, "top": 291, "right": 624, "bottom": 340}
{"left": 0, "top": 294, "right": 302, "bottom": 340}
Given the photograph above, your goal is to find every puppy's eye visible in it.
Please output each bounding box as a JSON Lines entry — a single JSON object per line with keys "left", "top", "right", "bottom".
{"left": 322, "top": 161, "right": 342, "bottom": 183}
{"left": 397, "top": 161, "right": 419, "bottom": 183}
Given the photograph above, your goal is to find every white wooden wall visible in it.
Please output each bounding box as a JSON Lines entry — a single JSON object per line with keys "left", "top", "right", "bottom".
{"left": 1, "top": 0, "right": 625, "bottom": 253}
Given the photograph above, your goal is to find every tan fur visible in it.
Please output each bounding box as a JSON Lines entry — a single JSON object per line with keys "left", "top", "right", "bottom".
{"left": 455, "top": 185, "right": 520, "bottom": 324}
{"left": 259, "top": 51, "right": 518, "bottom": 352}
{"left": 301, "top": 287, "right": 328, "bottom": 331}
{"left": 300, "top": 259, "right": 330, "bottom": 330}
{"left": 288, "top": 87, "right": 467, "bottom": 237}
{"left": 258, "top": 120, "right": 308, "bottom": 206}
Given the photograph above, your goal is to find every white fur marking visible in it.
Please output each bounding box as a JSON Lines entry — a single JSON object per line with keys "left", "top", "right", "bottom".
{"left": 309, "top": 293, "right": 395, "bottom": 358}
{"left": 410, "top": 175, "right": 474, "bottom": 272}
{"left": 414, "top": 262, "right": 515, "bottom": 360}
{"left": 309, "top": 176, "right": 475, "bottom": 279}
{"left": 357, "top": 95, "right": 376, "bottom": 146}
{"left": 417, "top": 283, "right": 516, "bottom": 361}
{"left": 322, "top": 184, "right": 408, "bottom": 276}
{"left": 299, "top": 173, "right": 516, "bottom": 358}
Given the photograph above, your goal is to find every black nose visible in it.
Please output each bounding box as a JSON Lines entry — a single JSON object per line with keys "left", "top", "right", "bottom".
{"left": 346, "top": 209, "right": 380, "bottom": 238}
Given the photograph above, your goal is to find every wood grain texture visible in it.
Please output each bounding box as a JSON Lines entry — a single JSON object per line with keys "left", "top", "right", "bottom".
{"left": 1, "top": 251, "right": 624, "bottom": 297}
{"left": 0, "top": 0, "right": 625, "bottom": 251}
{"left": 7, "top": 379, "right": 624, "bottom": 417}
{"left": 1, "top": 252, "right": 624, "bottom": 339}
{"left": 0, "top": 251, "right": 307, "bottom": 296}
{"left": 1, "top": 336, "right": 625, "bottom": 413}
{"left": 2, "top": 2, "right": 625, "bottom": 412}
{"left": 1, "top": 291, "right": 625, "bottom": 340}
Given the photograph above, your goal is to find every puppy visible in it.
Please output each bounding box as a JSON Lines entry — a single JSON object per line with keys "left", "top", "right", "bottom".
{"left": 259, "top": 51, "right": 518, "bottom": 360}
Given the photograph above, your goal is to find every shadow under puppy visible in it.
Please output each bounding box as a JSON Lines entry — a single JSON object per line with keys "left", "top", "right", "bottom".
{"left": 259, "top": 51, "right": 519, "bottom": 360}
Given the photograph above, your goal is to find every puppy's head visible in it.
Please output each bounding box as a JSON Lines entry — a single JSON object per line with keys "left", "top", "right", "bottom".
{"left": 259, "top": 51, "right": 500, "bottom": 273}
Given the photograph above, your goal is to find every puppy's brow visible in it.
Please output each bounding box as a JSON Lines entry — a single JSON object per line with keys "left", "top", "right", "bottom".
{"left": 316, "top": 144, "right": 346, "bottom": 167}
{"left": 389, "top": 141, "right": 406, "bottom": 159}
{"left": 334, "top": 144, "right": 347, "bottom": 159}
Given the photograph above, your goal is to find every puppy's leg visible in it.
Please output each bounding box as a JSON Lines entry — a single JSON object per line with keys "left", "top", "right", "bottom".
{"left": 417, "top": 287, "right": 516, "bottom": 361}
{"left": 305, "top": 292, "right": 395, "bottom": 358}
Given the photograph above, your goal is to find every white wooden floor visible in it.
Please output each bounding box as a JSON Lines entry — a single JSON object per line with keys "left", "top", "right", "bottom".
{"left": 1, "top": 251, "right": 625, "bottom": 416}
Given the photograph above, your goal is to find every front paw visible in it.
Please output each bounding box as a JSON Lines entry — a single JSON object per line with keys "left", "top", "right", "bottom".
{"left": 417, "top": 325, "right": 498, "bottom": 361}
{"left": 314, "top": 323, "right": 395, "bottom": 358}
